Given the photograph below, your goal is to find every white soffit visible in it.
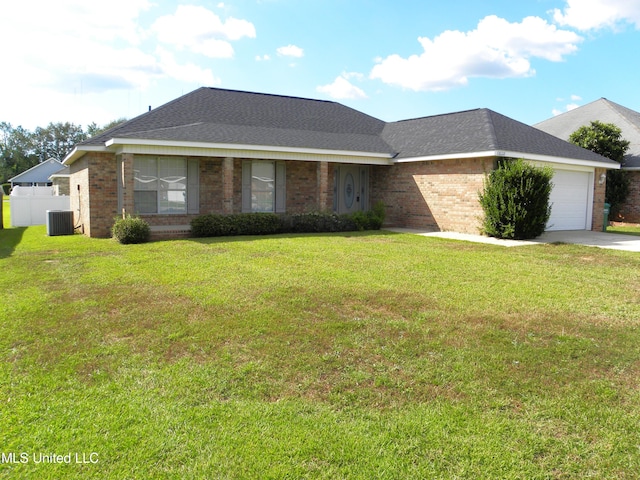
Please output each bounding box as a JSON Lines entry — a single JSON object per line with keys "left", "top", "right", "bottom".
{"left": 106, "top": 138, "right": 394, "bottom": 165}
{"left": 394, "top": 150, "right": 619, "bottom": 170}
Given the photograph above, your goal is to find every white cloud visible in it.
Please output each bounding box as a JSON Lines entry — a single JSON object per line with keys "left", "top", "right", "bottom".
{"left": 553, "top": 0, "right": 640, "bottom": 30}
{"left": 0, "top": 2, "right": 252, "bottom": 96}
{"left": 151, "top": 5, "right": 256, "bottom": 58}
{"left": 0, "top": 0, "right": 156, "bottom": 94}
{"left": 317, "top": 74, "right": 368, "bottom": 100}
{"left": 255, "top": 54, "right": 271, "bottom": 61}
{"left": 277, "top": 45, "right": 305, "bottom": 58}
{"left": 156, "top": 48, "right": 220, "bottom": 86}
{"left": 0, "top": 0, "right": 253, "bottom": 127}
{"left": 370, "top": 15, "right": 582, "bottom": 92}
{"left": 552, "top": 102, "right": 581, "bottom": 116}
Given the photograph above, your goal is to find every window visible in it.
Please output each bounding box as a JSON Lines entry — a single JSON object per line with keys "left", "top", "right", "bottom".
{"left": 134, "top": 156, "right": 198, "bottom": 214}
{"left": 242, "top": 160, "right": 286, "bottom": 213}
{"left": 251, "top": 161, "right": 275, "bottom": 212}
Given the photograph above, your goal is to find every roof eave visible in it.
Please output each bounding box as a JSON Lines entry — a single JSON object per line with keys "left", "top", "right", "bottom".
{"left": 105, "top": 137, "right": 395, "bottom": 164}
{"left": 63, "top": 145, "right": 109, "bottom": 165}
{"left": 394, "top": 150, "right": 620, "bottom": 169}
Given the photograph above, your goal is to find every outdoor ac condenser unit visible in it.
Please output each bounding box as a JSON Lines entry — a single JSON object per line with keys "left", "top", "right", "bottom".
{"left": 46, "top": 210, "right": 74, "bottom": 236}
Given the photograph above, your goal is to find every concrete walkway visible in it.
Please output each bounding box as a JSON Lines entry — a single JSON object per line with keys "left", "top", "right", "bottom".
{"left": 385, "top": 228, "right": 640, "bottom": 252}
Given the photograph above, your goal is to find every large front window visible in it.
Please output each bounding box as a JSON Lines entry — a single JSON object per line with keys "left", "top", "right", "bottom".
{"left": 134, "top": 156, "right": 187, "bottom": 214}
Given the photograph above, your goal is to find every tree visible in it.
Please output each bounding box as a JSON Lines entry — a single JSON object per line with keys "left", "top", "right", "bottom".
{"left": 86, "top": 118, "right": 128, "bottom": 138}
{"left": 0, "top": 118, "right": 128, "bottom": 184}
{"left": 0, "top": 122, "right": 38, "bottom": 183}
{"left": 31, "top": 122, "right": 87, "bottom": 162}
{"left": 568, "top": 120, "right": 630, "bottom": 215}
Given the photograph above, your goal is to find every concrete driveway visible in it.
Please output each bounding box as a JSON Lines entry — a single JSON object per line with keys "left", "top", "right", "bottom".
{"left": 386, "top": 228, "right": 640, "bottom": 252}
{"left": 531, "top": 230, "right": 640, "bottom": 252}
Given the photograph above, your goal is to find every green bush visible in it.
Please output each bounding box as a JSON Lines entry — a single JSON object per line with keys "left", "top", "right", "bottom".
{"left": 1, "top": 183, "right": 10, "bottom": 196}
{"left": 479, "top": 159, "right": 553, "bottom": 240}
{"left": 281, "top": 212, "right": 355, "bottom": 233}
{"left": 191, "top": 213, "right": 281, "bottom": 237}
{"left": 350, "top": 201, "right": 386, "bottom": 231}
{"left": 112, "top": 215, "right": 151, "bottom": 244}
{"left": 191, "top": 203, "right": 386, "bottom": 238}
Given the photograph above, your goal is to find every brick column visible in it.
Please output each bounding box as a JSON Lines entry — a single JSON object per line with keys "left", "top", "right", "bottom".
{"left": 592, "top": 168, "right": 607, "bottom": 231}
{"left": 222, "top": 157, "right": 234, "bottom": 214}
{"left": 120, "top": 153, "right": 135, "bottom": 217}
{"left": 317, "top": 161, "right": 329, "bottom": 211}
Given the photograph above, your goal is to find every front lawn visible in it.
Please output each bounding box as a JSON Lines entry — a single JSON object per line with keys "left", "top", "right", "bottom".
{"left": 1, "top": 225, "right": 639, "bottom": 478}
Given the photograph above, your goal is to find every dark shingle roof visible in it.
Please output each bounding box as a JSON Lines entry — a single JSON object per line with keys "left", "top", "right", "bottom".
{"left": 383, "top": 109, "right": 615, "bottom": 164}
{"left": 75, "top": 87, "right": 614, "bottom": 166}
{"left": 534, "top": 98, "right": 640, "bottom": 169}
{"left": 83, "top": 87, "right": 394, "bottom": 155}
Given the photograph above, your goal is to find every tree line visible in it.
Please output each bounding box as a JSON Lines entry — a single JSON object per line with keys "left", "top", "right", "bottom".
{"left": 0, "top": 119, "right": 126, "bottom": 184}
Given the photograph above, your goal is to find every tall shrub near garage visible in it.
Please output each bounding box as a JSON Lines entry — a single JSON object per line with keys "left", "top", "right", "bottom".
{"left": 479, "top": 159, "right": 553, "bottom": 240}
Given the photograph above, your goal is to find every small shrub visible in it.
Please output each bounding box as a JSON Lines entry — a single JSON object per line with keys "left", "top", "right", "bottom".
{"left": 350, "top": 201, "right": 386, "bottom": 231}
{"left": 1, "top": 183, "right": 10, "bottom": 196}
{"left": 479, "top": 159, "right": 553, "bottom": 240}
{"left": 112, "top": 215, "right": 151, "bottom": 244}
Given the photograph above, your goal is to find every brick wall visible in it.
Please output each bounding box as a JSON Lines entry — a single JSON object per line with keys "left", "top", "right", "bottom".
{"left": 285, "top": 161, "right": 318, "bottom": 213}
{"left": 200, "top": 157, "right": 224, "bottom": 214}
{"left": 88, "top": 153, "right": 119, "bottom": 237}
{"left": 69, "top": 153, "right": 118, "bottom": 238}
{"left": 372, "top": 158, "right": 493, "bottom": 233}
{"left": 616, "top": 170, "right": 640, "bottom": 223}
{"left": 69, "top": 156, "right": 89, "bottom": 235}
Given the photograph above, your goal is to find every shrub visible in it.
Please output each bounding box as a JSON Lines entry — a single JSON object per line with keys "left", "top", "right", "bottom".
{"left": 1, "top": 183, "right": 10, "bottom": 196}
{"left": 112, "top": 215, "right": 151, "bottom": 244}
{"left": 191, "top": 213, "right": 281, "bottom": 237}
{"left": 281, "top": 212, "right": 355, "bottom": 233}
{"left": 191, "top": 204, "right": 386, "bottom": 238}
{"left": 479, "top": 159, "right": 553, "bottom": 240}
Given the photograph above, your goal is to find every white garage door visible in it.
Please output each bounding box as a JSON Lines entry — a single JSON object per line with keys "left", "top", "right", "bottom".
{"left": 546, "top": 170, "right": 591, "bottom": 231}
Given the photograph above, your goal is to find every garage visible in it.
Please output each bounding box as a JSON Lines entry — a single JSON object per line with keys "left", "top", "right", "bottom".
{"left": 546, "top": 169, "right": 592, "bottom": 231}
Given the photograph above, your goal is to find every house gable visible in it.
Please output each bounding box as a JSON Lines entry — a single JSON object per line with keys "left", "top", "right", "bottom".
{"left": 534, "top": 98, "right": 640, "bottom": 170}
{"left": 9, "top": 158, "right": 69, "bottom": 185}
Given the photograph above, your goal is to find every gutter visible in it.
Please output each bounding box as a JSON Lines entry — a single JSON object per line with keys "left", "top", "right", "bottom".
{"left": 393, "top": 150, "right": 619, "bottom": 170}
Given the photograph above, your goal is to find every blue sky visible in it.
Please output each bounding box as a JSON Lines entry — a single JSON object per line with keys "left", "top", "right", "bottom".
{"left": 2, "top": 0, "right": 640, "bottom": 130}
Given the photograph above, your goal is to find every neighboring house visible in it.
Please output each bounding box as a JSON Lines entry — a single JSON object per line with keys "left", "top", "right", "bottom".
{"left": 63, "top": 87, "right": 617, "bottom": 238}
{"left": 535, "top": 98, "right": 640, "bottom": 223}
{"left": 9, "top": 158, "right": 70, "bottom": 189}
{"left": 49, "top": 171, "right": 71, "bottom": 196}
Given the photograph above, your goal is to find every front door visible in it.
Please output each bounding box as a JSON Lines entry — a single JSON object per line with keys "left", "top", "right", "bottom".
{"left": 336, "top": 165, "right": 369, "bottom": 214}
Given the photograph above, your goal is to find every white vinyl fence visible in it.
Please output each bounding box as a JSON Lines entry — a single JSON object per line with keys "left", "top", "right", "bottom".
{"left": 10, "top": 186, "right": 71, "bottom": 227}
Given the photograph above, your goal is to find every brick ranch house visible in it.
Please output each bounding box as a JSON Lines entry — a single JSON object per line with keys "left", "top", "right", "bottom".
{"left": 535, "top": 98, "right": 640, "bottom": 223}
{"left": 62, "top": 87, "right": 618, "bottom": 238}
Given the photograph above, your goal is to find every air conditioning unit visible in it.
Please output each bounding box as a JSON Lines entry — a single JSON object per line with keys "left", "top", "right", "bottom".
{"left": 46, "top": 210, "right": 74, "bottom": 236}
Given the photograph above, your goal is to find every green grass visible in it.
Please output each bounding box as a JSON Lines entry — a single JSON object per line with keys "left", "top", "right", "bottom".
{"left": 1, "top": 220, "right": 640, "bottom": 478}
{"left": 1, "top": 196, "right": 9, "bottom": 229}
{"left": 607, "top": 224, "right": 640, "bottom": 236}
